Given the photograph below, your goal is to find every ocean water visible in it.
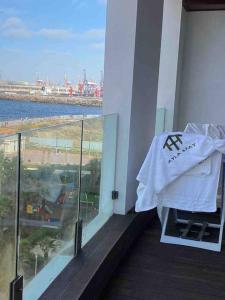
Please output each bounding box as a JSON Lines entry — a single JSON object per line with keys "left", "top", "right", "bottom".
{"left": 0, "top": 99, "right": 102, "bottom": 121}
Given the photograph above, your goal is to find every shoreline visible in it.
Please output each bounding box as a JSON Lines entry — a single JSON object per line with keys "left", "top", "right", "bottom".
{"left": 0, "top": 93, "right": 103, "bottom": 107}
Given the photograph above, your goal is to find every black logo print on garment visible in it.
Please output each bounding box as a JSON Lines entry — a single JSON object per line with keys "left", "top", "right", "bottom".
{"left": 163, "top": 134, "right": 183, "bottom": 151}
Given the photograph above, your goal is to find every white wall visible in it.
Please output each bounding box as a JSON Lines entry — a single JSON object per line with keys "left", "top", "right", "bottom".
{"left": 156, "top": 0, "right": 183, "bottom": 131}
{"left": 178, "top": 11, "right": 225, "bottom": 129}
{"left": 103, "top": 0, "right": 138, "bottom": 214}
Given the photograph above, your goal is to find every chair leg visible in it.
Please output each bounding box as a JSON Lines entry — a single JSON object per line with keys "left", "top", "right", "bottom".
{"left": 197, "top": 222, "right": 208, "bottom": 241}
{"left": 181, "top": 220, "right": 194, "bottom": 239}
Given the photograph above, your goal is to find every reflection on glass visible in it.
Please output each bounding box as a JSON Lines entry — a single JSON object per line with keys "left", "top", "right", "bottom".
{"left": 19, "top": 123, "right": 81, "bottom": 300}
{"left": 0, "top": 115, "right": 118, "bottom": 298}
{"left": 81, "top": 115, "right": 117, "bottom": 246}
{"left": 155, "top": 108, "right": 166, "bottom": 134}
{"left": 80, "top": 118, "right": 103, "bottom": 228}
{"left": 0, "top": 135, "right": 18, "bottom": 299}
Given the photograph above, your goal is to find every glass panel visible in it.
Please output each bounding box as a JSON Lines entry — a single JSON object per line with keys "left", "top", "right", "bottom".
{"left": 155, "top": 108, "right": 166, "bottom": 135}
{"left": 19, "top": 122, "right": 82, "bottom": 300}
{"left": 81, "top": 114, "right": 117, "bottom": 246}
{"left": 0, "top": 135, "right": 18, "bottom": 299}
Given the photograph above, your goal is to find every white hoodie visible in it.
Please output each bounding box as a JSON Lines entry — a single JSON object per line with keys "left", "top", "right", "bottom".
{"left": 135, "top": 132, "right": 225, "bottom": 213}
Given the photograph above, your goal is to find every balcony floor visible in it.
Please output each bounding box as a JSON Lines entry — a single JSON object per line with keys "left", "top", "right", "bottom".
{"left": 102, "top": 218, "right": 225, "bottom": 300}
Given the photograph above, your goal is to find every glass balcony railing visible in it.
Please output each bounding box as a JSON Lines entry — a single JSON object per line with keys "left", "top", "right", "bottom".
{"left": 81, "top": 115, "right": 117, "bottom": 246}
{"left": 0, "top": 135, "right": 18, "bottom": 300}
{"left": 20, "top": 121, "right": 82, "bottom": 300}
{"left": 0, "top": 114, "right": 118, "bottom": 300}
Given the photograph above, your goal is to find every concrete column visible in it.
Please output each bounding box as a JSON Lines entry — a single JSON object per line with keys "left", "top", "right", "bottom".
{"left": 103, "top": 0, "right": 164, "bottom": 214}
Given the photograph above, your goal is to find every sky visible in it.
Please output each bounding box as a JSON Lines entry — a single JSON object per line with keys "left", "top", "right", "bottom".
{"left": 0, "top": 0, "right": 107, "bottom": 84}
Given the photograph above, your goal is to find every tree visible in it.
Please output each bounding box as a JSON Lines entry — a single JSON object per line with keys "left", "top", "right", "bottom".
{"left": 81, "top": 158, "right": 101, "bottom": 194}
{"left": 19, "top": 238, "right": 45, "bottom": 280}
{"left": 0, "top": 196, "right": 15, "bottom": 248}
{"left": 27, "top": 228, "right": 59, "bottom": 260}
{"left": 0, "top": 196, "right": 14, "bottom": 219}
{"left": 0, "top": 151, "right": 17, "bottom": 196}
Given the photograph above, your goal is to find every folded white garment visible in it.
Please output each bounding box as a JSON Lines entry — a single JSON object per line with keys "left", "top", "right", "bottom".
{"left": 184, "top": 123, "right": 225, "bottom": 209}
{"left": 158, "top": 151, "right": 221, "bottom": 212}
{"left": 135, "top": 131, "right": 225, "bottom": 213}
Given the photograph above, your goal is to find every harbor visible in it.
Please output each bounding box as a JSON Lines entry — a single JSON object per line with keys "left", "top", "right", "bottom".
{"left": 0, "top": 70, "right": 103, "bottom": 107}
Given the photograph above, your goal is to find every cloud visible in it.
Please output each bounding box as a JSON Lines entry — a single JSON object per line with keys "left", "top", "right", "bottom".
{"left": 71, "top": 0, "right": 80, "bottom": 4}
{"left": 71, "top": 0, "right": 87, "bottom": 9}
{"left": 37, "top": 28, "right": 105, "bottom": 41}
{"left": 0, "top": 7, "right": 22, "bottom": 17}
{"left": 0, "top": 17, "right": 105, "bottom": 41}
{"left": 1, "top": 17, "right": 23, "bottom": 29}
{"left": 0, "top": 47, "right": 23, "bottom": 55}
{"left": 42, "top": 50, "right": 73, "bottom": 58}
{"left": 91, "top": 42, "right": 105, "bottom": 50}
{"left": 37, "top": 28, "right": 76, "bottom": 40}
{"left": 84, "top": 28, "right": 105, "bottom": 39}
{"left": 1, "top": 17, "right": 32, "bottom": 38}
{"left": 72, "top": 0, "right": 107, "bottom": 8}
{"left": 98, "top": 0, "right": 107, "bottom": 5}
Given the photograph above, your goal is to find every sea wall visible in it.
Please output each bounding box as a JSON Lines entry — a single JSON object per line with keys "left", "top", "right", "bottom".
{"left": 0, "top": 93, "right": 103, "bottom": 107}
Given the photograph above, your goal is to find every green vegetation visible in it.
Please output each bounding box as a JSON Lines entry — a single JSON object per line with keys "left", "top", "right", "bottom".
{"left": 0, "top": 132, "right": 102, "bottom": 295}
{"left": 28, "top": 228, "right": 59, "bottom": 258}
{"left": 19, "top": 228, "right": 59, "bottom": 281}
{"left": 0, "top": 196, "right": 14, "bottom": 218}
{"left": 0, "top": 151, "right": 17, "bottom": 299}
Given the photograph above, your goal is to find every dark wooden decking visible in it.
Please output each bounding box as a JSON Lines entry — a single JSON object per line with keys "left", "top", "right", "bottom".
{"left": 102, "top": 218, "right": 225, "bottom": 300}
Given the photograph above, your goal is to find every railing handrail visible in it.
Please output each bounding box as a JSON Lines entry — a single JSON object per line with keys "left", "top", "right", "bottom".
{"left": 0, "top": 133, "right": 18, "bottom": 140}
{"left": 0, "top": 113, "right": 118, "bottom": 144}
{"left": 18, "top": 118, "right": 83, "bottom": 135}
{"left": 7, "top": 113, "right": 117, "bottom": 136}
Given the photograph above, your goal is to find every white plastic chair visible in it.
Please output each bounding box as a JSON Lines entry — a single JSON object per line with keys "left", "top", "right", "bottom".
{"left": 160, "top": 124, "right": 225, "bottom": 251}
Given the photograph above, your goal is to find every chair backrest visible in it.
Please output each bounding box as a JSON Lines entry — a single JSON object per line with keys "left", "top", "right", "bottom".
{"left": 185, "top": 123, "right": 225, "bottom": 139}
